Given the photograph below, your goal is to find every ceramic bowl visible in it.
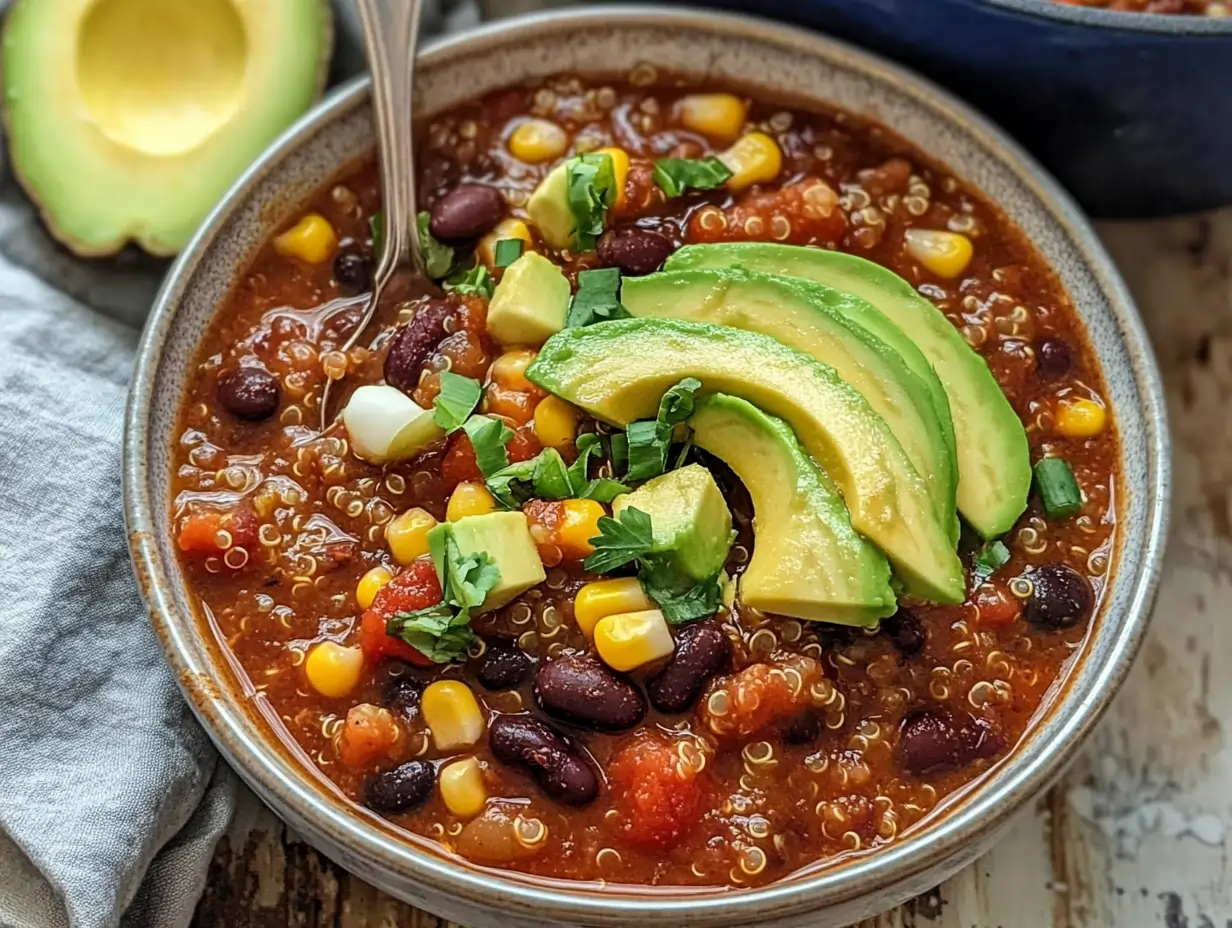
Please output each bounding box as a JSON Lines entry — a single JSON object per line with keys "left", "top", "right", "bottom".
{"left": 123, "top": 8, "right": 1170, "bottom": 926}
{"left": 684, "top": 0, "right": 1232, "bottom": 217}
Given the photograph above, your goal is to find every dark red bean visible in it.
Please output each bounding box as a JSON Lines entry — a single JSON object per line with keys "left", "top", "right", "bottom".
{"left": 646, "top": 620, "right": 730, "bottom": 714}
{"left": 477, "top": 643, "right": 534, "bottom": 691}
{"left": 597, "top": 227, "right": 674, "bottom": 277}
{"left": 489, "top": 714, "right": 598, "bottom": 805}
{"left": 882, "top": 609, "right": 926, "bottom": 657}
{"left": 365, "top": 760, "right": 435, "bottom": 813}
{"left": 383, "top": 675, "right": 422, "bottom": 719}
{"left": 1035, "top": 338, "right": 1073, "bottom": 380}
{"left": 534, "top": 653, "right": 645, "bottom": 732}
{"left": 1024, "top": 564, "right": 1092, "bottom": 630}
{"left": 782, "top": 712, "right": 821, "bottom": 745}
{"left": 899, "top": 708, "right": 1004, "bottom": 775}
{"left": 217, "top": 367, "right": 280, "bottom": 421}
{"left": 333, "top": 251, "right": 371, "bottom": 295}
{"left": 428, "top": 184, "right": 506, "bottom": 244}
{"left": 383, "top": 299, "right": 452, "bottom": 395}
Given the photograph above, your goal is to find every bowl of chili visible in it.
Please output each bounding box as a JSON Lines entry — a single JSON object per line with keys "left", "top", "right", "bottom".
{"left": 124, "top": 7, "right": 1170, "bottom": 926}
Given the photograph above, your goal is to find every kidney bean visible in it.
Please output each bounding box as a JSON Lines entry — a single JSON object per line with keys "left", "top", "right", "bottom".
{"left": 646, "top": 620, "right": 730, "bottom": 714}
{"left": 534, "top": 653, "right": 645, "bottom": 731}
{"left": 1024, "top": 564, "right": 1092, "bottom": 630}
{"left": 898, "top": 708, "right": 1003, "bottom": 776}
{"left": 217, "top": 367, "right": 280, "bottom": 421}
{"left": 478, "top": 643, "right": 534, "bottom": 691}
{"left": 383, "top": 299, "right": 451, "bottom": 395}
{"left": 882, "top": 609, "right": 926, "bottom": 657}
{"left": 365, "top": 759, "right": 436, "bottom": 813}
{"left": 428, "top": 184, "right": 506, "bottom": 244}
{"left": 597, "top": 227, "right": 674, "bottom": 276}
{"left": 383, "top": 675, "right": 422, "bottom": 718}
{"left": 1035, "top": 337, "right": 1073, "bottom": 380}
{"left": 488, "top": 715, "right": 598, "bottom": 805}
{"left": 333, "top": 251, "right": 371, "bottom": 295}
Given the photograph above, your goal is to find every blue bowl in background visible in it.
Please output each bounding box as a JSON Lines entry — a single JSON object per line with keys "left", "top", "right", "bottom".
{"left": 689, "top": 0, "right": 1232, "bottom": 217}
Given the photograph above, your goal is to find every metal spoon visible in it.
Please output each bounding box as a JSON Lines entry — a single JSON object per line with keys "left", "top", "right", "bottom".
{"left": 320, "top": 0, "right": 430, "bottom": 430}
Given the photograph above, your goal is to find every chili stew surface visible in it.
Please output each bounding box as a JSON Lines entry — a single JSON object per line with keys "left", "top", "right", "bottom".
{"left": 172, "top": 70, "right": 1118, "bottom": 888}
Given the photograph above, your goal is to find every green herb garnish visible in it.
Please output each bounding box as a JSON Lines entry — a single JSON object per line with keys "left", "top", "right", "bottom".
{"left": 386, "top": 608, "right": 478, "bottom": 664}
{"left": 566, "top": 152, "right": 618, "bottom": 252}
{"left": 583, "top": 506, "right": 654, "bottom": 573}
{"left": 486, "top": 436, "right": 629, "bottom": 510}
{"left": 1034, "top": 457, "right": 1083, "bottom": 520}
{"left": 639, "top": 569, "right": 724, "bottom": 624}
{"left": 567, "top": 267, "right": 629, "bottom": 328}
{"left": 369, "top": 211, "right": 385, "bottom": 255}
{"left": 445, "top": 264, "right": 495, "bottom": 299}
{"left": 460, "top": 415, "right": 513, "bottom": 478}
{"left": 417, "top": 210, "right": 457, "bottom": 279}
{"left": 609, "top": 433, "right": 629, "bottom": 477}
{"left": 652, "top": 156, "right": 733, "bottom": 198}
{"left": 624, "top": 378, "right": 702, "bottom": 481}
{"left": 494, "top": 238, "right": 525, "bottom": 268}
{"left": 971, "top": 540, "right": 1011, "bottom": 584}
{"left": 432, "top": 372, "right": 483, "bottom": 433}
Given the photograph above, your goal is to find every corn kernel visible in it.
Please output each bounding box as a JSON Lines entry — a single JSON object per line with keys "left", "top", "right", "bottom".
{"left": 904, "top": 228, "right": 974, "bottom": 279}
{"left": 677, "top": 93, "right": 747, "bottom": 141}
{"left": 439, "top": 757, "right": 488, "bottom": 819}
{"left": 594, "top": 146, "right": 630, "bottom": 209}
{"left": 489, "top": 348, "right": 538, "bottom": 392}
{"left": 447, "top": 483, "right": 499, "bottom": 521}
{"left": 594, "top": 608, "right": 675, "bottom": 672}
{"left": 1055, "top": 399, "right": 1107, "bottom": 439}
{"left": 533, "top": 396, "right": 579, "bottom": 451}
{"left": 273, "top": 213, "right": 338, "bottom": 264}
{"left": 304, "top": 642, "right": 364, "bottom": 698}
{"left": 718, "top": 132, "right": 783, "bottom": 192}
{"left": 386, "top": 508, "right": 438, "bottom": 565}
{"left": 573, "top": 578, "right": 652, "bottom": 639}
{"left": 422, "top": 680, "right": 485, "bottom": 751}
{"left": 557, "top": 498, "right": 606, "bottom": 559}
{"left": 479, "top": 219, "right": 534, "bottom": 268}
{"left": 356, "top": 565, "right": 393, "bottom": 609}
{"left": 509, "top": 118, "right": 570, "bottom": 163}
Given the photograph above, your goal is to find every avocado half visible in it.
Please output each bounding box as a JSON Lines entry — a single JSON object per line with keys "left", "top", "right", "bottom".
{"left": 2, "top": 0, "right": 333, "bottom": 256}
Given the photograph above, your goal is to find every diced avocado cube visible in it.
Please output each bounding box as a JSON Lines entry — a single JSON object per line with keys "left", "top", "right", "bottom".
{"left": 486, "top": 252, "right": 571, "bottom": 346}
{"left": 446, "top": 511, "right": 546, "bottom": 611}
{"left": 612, "top": 464, "right": 734, "bottom": 583}
{"left": 526, "top": 159, "right": 574, "bottom": 250}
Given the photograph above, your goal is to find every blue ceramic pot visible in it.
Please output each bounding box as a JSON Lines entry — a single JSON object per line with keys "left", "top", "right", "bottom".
{"left": 690, "top": 0, "right": 1232, "bottom": 217}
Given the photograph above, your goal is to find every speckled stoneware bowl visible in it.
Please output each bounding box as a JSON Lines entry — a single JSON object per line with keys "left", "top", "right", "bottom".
{"left": 123, "top": 8, "right": 1170, "bottom": 927}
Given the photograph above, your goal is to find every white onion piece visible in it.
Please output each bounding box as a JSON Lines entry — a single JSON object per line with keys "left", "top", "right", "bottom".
{"left": 340, "top": 384, "right": 443, "bottom": 464}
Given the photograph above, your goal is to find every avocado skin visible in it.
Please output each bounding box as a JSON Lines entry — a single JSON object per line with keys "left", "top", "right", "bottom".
{"left": 690, "top": 394, "right": 895, "bottom": 626}
{"left": 667, "top": 242, "right": 1030, "bottom": 539}
{"left": 528, "top": 317, "right": 964, "bottom": 604}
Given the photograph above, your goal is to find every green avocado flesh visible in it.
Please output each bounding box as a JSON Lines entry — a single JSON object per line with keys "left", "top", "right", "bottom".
{"left": 666, "top": 242, "right": 1030, "bottom": 538}
{"left": 527, "top": 318, "right": 964, "bottom": 604}
{"left": 2, "top": 0, "right": 332, "bottom": 256}
{"left": 622, "top": 266, "right": 958, "bottom": 542}
{"left": 689, "top": 395, "right": 895, "bottom": 625}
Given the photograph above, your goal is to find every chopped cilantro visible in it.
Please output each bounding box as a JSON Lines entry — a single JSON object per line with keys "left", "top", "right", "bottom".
{"left": 652, "top": 156, "right": 733, "bottom": 198}
{"left": 583, "top": 506, "right": 654, "bottom": 573}
{"left": 445, "top": 264, "right": 495, "bottom": 299}
{"left": 417, "top": 210, "right": 456, "bottom": 279}
{"left": 972, "top": 539, "right": 1011, "bottom": 583}
{"left": 494, "top": 238, "right": 525, "bottom": 268}
{"left": 566, "top": 153, "right": 618, "bottom": 252}
{"left": 639, "top": 569, "right": 724, "bottom": 624}
{"left": 432, "top": 372, "right": 483, "bottom": 433}
{"left": 624, "top": 378, "right": 702, "bottom": 481}
{"left": 567, "top": 267, "right": 628, "bottom": 328}
{"left": 486, "top": 437, "right": 628, "bottom": 509}
{"left": 460, "top": 415, "right": 513, "bottom": 478}
{"left": 369, "top": 211, "right": 385, "bottom": 255}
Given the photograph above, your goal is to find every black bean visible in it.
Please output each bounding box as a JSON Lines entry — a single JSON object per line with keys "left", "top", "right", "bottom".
{"left": 534, "top": 653, "right": 645, "bottom": 732}
{"left": 383, "top": 675, "right": 422, "bottom": 718}
{"left": 596, "top": 227, "right": 674, "bottom": 276}
{"left": 898, "top": 709, "right": 961, "bottom": 775}
{"left": 217, "top": 367, "right": 280, "bottom": 421}
{"left": 428, "top": 184, "right": 506, "bottom": 244}
{"left": 882, "top": 609, "right": 927, "bottom": 657}
{"left": 646, "top": 620, "right": 730, "bottom": 714}
{"left": 333, "top": 251, "right": 371, "bottom": 295}
{"left": 489, "top": 714, "right": 598, "bottom": 805}
{"left": 1035, "top": 338, "right": 1074, "bottom": 380}
{"left": 383, "top": 299, "right": 451, "bottom": 395}
{"left": 1024, "top": 564, "right": 1093, "bottom": 630}
{"left": 365, "top": 760, "right": 435, "bottom": 813}
{"left": 782, "top": 712, "right": 822, "bottom": 745}
{"left": 477, "top": 643, "right": 534, "bottom": 691}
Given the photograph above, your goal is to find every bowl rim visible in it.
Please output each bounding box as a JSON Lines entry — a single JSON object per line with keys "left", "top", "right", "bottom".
{"left": 982, "top": 0, "right": 1232, "bottom": 34}
{"left": 124, "top": 5, "right": 1171, "bottom": 923}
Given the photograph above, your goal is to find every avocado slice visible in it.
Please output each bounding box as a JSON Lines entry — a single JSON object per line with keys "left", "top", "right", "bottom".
{"left": 2, "top": 0, "right": 332, "bottom": 256}
{"left": 528, "top": 318, "right": 964, "bottom": 604}
{"left": 437, "top": 512, "right": 547, "bottom": 612}
{"left": 621, "top": 267, "right": 958, "bottom": 542}
{"left": 690, "top": 395, "right": 895, "bottom": 625}
{"left": 667, "top": 243, "right": 1030, "bottom": 538}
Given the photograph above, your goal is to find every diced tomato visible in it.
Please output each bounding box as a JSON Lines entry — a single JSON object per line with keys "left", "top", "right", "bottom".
{"left": 359, "top": 558, "right": 443, "bottom": 667}
{"left": 338, "top": 703, "right": 399, "bottom": 768}
{"left": 698, "top": 655, "right": 823, "bottom": 740}
{"left": 441, "top": 433, "right": 484, "bottom": 487}
{"left": 523, "top": 499, "right": 565, "bottom": 566}
{"left": 506, "top": 425, "right": 542, "bottom": 463}
{"left": 177, "top": 510, "right": 224, "bottom": 554}
{"left": 608, "top": 731, "right": 707, "bottom": 846}
{"left": 974, "top": 581, "right": 1021, "bottom": 627}
{"left": 687, "top": 177, "right": 847, "bottom": 247}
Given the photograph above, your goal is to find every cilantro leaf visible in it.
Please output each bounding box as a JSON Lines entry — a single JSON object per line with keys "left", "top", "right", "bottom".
{"left": 533, "top": 449, "right": 573, "bottom": 499}
{"left": 578, "top": 477, "right": 630, "bottom": 503}
{"left": 567, "top": 267, "right": 629, "bottom": 328}
{"left": 433, "top": 372, "right": 483, "bottom": 433}
{"left": 494, "top": 238, "right": 525, "bottom": 268}
{"left": 658, "top": 377, "right": 703, "bottom": 429}
{"left": 485, "top": 457, "right": 539, "bottom": 510}
{"left": 566, "top": 153, "right": 618, "bottom": 252}
{"left": 461, "top": 415, "right": 514, "bottom": 478}
{"left": 370, "top": 211, "right": 385, "bottom": 256}
{"left": 652, "top": 156, "right": 733, "bottom": 198}
{"left": 445, "top": 264, "right": 495, "bottom": 299}
{"left": 583, "top": 506, "right": 654, "bottom": 573}
{"left": 624, "top": 378, "right": 703, "bottom": 482}
{"left": 417, "top": 210, "right": 457, "bottom": 279}
{"left": 972, "top": 539, "right": 1011, "bottom": 583}
{"left": 609, "top": 432, "right": 629, "bottom": 477}
{"left": 639, "top": 569, "right": 724, "bottom": 624}
{"left": 566, "top": 433, "right": 602, "bottom": 490}
{"left": 387, "top": 607, "right": 478, "bottom": 663}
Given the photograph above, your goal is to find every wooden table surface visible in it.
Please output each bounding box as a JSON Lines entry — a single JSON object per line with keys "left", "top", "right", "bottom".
{"left": 189, "top": 205, "right": 1231, "bottom": 927}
